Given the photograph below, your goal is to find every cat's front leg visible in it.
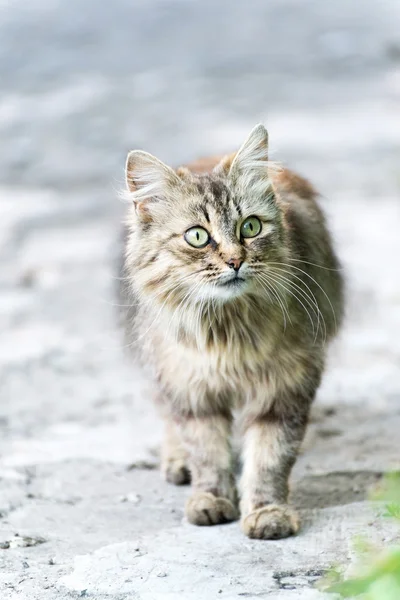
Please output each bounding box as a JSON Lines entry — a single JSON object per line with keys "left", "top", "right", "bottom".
{"left": 176, "top": 411, "right": 239, "bottom": 526}
{"left": 240, "top": 394, "right": 312, "bottom": 539}
{"left": 161, "top": 418, "right": 191, "bottom": 485}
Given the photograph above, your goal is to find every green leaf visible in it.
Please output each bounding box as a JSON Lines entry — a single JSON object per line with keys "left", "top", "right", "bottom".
{"left": 327, "top": 576, "right": 373, "bottom": 597}
{"left": 383, "top": 503, "right": 400, "bottom": 520}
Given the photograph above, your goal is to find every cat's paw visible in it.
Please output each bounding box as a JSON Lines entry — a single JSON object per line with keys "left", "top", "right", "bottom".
{"left": 162, "top": 457, "right": 191, "bottom": 486}
{"left": 241, "top": 504, "right": 300, "bottom": 540}
{"left": 186, "top": 491, "right": 239, "bottom": 526}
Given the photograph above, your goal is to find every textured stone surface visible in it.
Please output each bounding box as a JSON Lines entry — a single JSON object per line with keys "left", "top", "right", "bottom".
{"left": 1, "top": 0, "right": 400, "bottom": 598}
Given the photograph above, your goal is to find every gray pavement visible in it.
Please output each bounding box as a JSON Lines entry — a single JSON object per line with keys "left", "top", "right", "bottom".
{"left": 1, "top": 1, "right": 400, "bottom": 598}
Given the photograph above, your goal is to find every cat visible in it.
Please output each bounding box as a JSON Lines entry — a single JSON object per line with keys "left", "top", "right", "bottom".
{"left": 119, "top": 124, "right": 344, "bottom": 539}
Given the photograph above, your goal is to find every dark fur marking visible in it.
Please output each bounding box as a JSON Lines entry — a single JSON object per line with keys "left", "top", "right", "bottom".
{"left": 209, "top": 179, "right": 226, "bottom": 201}
{"left": 141, "top": 221, "right": 152, "bottom": 234}
{"left": 209, "top": 238, "right": 218, "bottom": 251}
{"left": 200, "top": 204, "right": 211, "bottom": 223}
{"left": 232, "top": 197, "right": 243, "bottom": 217}
{"left": 145, "top": 275, "right": 168, "bottom": 290}
{"left": 141, "top": 251, "right": 159, "bottom": 269}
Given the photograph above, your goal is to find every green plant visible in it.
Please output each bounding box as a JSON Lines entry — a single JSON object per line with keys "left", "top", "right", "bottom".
{"left": 323, "top": 472, "right": 400, "bottom": 599}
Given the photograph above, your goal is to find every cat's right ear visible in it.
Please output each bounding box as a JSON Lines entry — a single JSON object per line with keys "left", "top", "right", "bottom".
{"left": 125, "top": 151, "right": 181, "bottom": 222}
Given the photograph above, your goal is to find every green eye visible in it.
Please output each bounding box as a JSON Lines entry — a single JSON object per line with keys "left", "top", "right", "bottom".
{"left": 184, "top": 226, "right": 210, "bottom": 248}
{"left": 240, "top": 216, "right": 262, "bottom": 239}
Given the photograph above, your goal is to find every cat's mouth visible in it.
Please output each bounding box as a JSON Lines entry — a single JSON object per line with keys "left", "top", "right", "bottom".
{"left": 217, "top": 276, "right": 246, "bottom": 288}
{"left": 209, "top": 274, "right": 249, "bottom": 300}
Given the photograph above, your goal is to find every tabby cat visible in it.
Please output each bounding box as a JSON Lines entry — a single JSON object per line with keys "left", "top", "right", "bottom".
{"left": 120, "top": 124, "right": 344, "bottom": 539}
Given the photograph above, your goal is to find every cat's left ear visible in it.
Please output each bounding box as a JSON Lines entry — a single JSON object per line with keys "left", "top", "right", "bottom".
{"left": 222, "top": 124, "right": 276, "bottom": 204}
{"left": 229, "top": 124, "right": 269, "bottom": 179}
{"left": 125, "top": 150, "right": 181, "bottom": 221}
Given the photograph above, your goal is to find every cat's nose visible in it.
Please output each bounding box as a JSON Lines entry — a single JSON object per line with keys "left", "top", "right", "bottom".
{"left": 227, "top": 258, "right": 243, "bottom": 272}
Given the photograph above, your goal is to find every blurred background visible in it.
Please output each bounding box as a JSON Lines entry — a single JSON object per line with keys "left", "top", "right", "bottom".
{"left": 1, "top": 1, "right": 400, "bottom": 598}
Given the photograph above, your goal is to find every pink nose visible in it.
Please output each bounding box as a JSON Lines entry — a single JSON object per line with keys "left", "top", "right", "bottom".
{"left": 227, "top": 258, "right": 243, "bottom": 272}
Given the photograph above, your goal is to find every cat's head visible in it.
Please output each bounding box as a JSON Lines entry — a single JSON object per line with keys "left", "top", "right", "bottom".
{"left": 125, "top": 124, "right": 289, "bottom": 306}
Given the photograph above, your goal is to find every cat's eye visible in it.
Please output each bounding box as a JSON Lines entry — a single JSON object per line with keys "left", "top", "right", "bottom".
{"left": 240, "top": 216, "right": 262, "bottom": 239}
{"left": 184, "top": 226, "right": 210, "bottom": 248}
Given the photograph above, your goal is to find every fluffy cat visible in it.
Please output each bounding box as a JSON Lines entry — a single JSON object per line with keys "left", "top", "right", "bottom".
{"left": 120, "top": 124, "right": 344, "bottom": 539}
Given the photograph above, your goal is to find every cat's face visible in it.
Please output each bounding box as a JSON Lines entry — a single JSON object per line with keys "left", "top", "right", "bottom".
{"left": 125, "top": 125, "right": 288, "bottom": 306}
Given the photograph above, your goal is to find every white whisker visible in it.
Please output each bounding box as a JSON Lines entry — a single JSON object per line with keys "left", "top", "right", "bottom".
{"left": 270, "top": 262, "right": 338, "bottom": 333}
{"left": 255, "top": 274, "right": 290, "bottom": 331}
{"left": 263, "top": 272, "right": 316, "bottom": 337}
{"left": 267, "top": 267, "right": 327, "bottom": 344}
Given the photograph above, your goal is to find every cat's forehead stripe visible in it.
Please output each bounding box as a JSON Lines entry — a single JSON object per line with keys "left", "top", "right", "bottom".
{"left": 194, "top": 175, "right": 242, "bottom": 220}
{"left": 199, "top": 203, "right": 210, "bottom": 222}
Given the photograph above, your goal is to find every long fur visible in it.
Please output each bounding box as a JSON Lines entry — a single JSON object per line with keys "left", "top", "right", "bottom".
{"left": 119, "top": 124, "right": 344, "bottom": 539}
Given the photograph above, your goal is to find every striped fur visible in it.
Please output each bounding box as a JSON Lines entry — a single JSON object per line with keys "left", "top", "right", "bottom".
{"left": 120, "top": 124, "right": 344, "bottom": 539}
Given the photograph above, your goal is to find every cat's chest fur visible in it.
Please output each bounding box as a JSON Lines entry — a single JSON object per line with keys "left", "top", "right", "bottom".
{"left": 141, "top": 308, "right": 316, "bottom": 413}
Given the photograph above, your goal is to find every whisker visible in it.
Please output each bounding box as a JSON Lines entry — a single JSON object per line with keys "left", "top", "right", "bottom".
{"left": 266, "top": 270, "right": 326, "bottom": 344}
{"left": 270, "top": 262, "right": 338, "bottom": 333}
{"left": 264, "top": 272, "right": 316, "bottom": 337}
{"left": 267, "top": 267, "right": 327, "bottom": 344}
{"left": 288, "top": 258, "right": 343, "bottom": 272}
{"left": 165, "top": 279, "right": 203, "bottom": 342}
{"left": 255, "top": 274, "right": 290, "bottom": 331}
{"left": 250, "top": 259, "right": 341, "bottom": 272}
{"left": 121, "top": 270, "right": 207, "bottom": 349}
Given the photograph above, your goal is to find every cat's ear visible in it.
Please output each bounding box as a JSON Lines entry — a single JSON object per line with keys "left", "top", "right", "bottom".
{"left": 225, "top": 124, "right": 276, "bottom": 204}
{"left": 229, "top": 124, "right": 269, "bottom": 178}
{"left": 125, "top": 151, "right": 181, "bottom": 221}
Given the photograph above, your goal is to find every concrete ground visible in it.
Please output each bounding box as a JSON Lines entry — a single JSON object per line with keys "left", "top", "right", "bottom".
{"left": 1, "top": 0, "right": 400, "bottom": 598}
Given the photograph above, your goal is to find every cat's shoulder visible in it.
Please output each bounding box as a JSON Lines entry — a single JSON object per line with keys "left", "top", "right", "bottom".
{"left": 272, "top": 168, "right": 316, "bottom": 201}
